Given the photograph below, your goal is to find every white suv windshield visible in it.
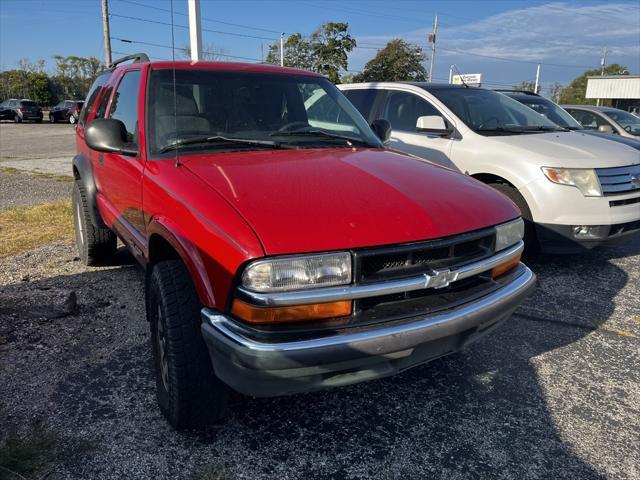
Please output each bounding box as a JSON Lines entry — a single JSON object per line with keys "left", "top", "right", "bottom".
{"left": 148, "top": 69, "right": 381, "bottom": 155}
{"left": 428, "top": 87, "right": 562, "bottom": 135}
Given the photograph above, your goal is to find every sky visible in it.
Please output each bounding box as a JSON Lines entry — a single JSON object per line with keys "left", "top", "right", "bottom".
{"left": 1, "top": 0, "right": 639, "bottom": 97}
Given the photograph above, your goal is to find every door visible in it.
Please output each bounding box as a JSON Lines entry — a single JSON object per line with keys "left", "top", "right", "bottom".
{"left": 381, "top": 89, "right": 456, "bottom": 170}
{"left": 94, "top": 69, "right": 146, "bottom": 248}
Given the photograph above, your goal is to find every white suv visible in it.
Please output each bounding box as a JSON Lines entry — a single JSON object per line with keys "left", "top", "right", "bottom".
{"left": 339, "top": 82, "right": 640, "bottom": 254}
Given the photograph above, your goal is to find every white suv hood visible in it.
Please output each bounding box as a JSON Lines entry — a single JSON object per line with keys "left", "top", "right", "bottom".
{"left": 488, "top": 131, "right": 640, "bottom": 168}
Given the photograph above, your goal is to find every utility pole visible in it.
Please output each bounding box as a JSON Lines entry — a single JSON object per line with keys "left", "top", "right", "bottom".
{"left": 428, "top": 14, "right": 438, "bottom": 82}
{"left": 101, "top": 0, "right": 112, "bottom": 66}
{"left": 534, "top": 64, "right": 541, "bottom": 94}
{"left": 280, "top": 33, "right": 285, "bottom": 67}
{"left": 597, "top": 47, "right": 607, "bottom": 105}
{"left": 188, "top": 0, "right": 203, "bottom": 62}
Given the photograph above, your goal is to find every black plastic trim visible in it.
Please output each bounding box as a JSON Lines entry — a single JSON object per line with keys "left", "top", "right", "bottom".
{"left": 72, "top": 153, "right": 107, "bottom": 228}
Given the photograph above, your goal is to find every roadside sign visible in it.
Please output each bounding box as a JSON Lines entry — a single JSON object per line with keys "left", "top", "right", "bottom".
{"left": 452, "top": 73, "right": 482, "bottom": 87}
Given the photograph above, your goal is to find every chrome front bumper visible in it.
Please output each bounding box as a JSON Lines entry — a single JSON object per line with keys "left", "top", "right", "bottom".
{"left": 201, "top": 263, "right": 536, "bottom": 397}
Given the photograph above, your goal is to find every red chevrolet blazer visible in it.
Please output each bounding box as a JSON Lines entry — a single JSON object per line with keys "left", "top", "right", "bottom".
{"left": 72, "top": 53, "right": 536, "bottom": 430}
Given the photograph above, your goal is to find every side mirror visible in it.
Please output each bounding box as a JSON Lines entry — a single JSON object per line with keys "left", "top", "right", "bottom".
{"left": 416, "top": 115, "right": 451, "bottom": 136}
{"left": 598, "top": 124, "right": 614, "bottom": 134}
{"left": 85, "top": 118, "right": 137, "bottom": 156}
{"left": 370, "top": 119, "right": 392, "bottom": 143}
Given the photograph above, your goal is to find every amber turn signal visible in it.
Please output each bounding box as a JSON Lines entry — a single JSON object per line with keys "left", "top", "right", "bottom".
{"left": 491, "top": 253, "right": 522, "bottom": 279}
{"left": 231, "top": 299, "right": 352, "bottom": 324}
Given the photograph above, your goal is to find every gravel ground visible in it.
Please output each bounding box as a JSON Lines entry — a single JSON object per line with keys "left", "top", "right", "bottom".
{"left": 1, "top": 238, "right": 639, "bottom": 480}
{"left": 0, "top": 171, "right": 72, "bottom": 210}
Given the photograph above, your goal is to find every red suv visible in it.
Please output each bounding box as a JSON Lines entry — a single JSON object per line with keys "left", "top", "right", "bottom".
{"left": 73, "top": 53, "right": 535, "bottom": 429}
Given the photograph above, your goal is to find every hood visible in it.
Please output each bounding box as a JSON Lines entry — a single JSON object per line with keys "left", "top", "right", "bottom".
{"left": 487, "top": 131, "right": 640, "bottom": 168}
{"left": 182, "top": 148, "right": 518, "bottom": 255}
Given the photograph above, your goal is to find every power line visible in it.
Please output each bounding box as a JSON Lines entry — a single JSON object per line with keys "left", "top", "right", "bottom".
{"left": 437, "top": 47, "right": 599, "bottom": 70}
{"left": 109, "top": 13, "right": 279, "bottom": 41}
{"left": 112, "top": 37, "right": 262, "bottom": 62}
{"left": 113, "top": 0, "right": 284, "bottom": 34}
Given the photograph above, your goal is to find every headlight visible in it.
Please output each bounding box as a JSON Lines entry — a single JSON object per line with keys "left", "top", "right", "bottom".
{"left": 495, "top": 218, "right": 524, "bottom": 252}
{"left": 241, "top": 252, "right": 352, "bottom": 292}
{"left": 541, "top": 167, "right": 602, "bottom": 197}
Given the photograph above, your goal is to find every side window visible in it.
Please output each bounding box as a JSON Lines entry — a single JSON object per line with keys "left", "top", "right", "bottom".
{"left": 569, "top": 110, "right": 608, "bottom": 130}
{"left": 383, "top": 91, "right": 441, "bottom": 132}
{"left": 95, "top": 85, "right": 113, "bottom": 120}
{"left": 79, "top": 70, "right": 111, "bottom": 127}
{"left": 343, "top": 89, "right": 377, "bottom": 121}
{"left": 109, "top": 70, "right": 142, "bottom": 144}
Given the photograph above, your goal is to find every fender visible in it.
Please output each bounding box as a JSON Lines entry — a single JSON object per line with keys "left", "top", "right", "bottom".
{"left": 146, "top": 216, "right": 217, "bottom": 308}
{"left": 72, "top": 153, "right": 107, "bottom": 228}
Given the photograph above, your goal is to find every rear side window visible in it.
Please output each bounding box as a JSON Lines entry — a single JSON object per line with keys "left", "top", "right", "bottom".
{"left": 79, "top": 70, "right": 111, "bottom": 127}
{"left": 109, "top": 70, "right": 142, "bottom": 144}
{"left": 343, "top": 89, "right": 377, "bottom": 121}
{"left": 383, "top": 91, "right": 441, "bottom": 132}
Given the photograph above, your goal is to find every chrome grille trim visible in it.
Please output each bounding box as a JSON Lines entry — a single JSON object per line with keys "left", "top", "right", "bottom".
{"left": 596, "top": 164, "right": 640, "bottom": 196}
{"left": 237, "top": 241, "right": 524, "bottom": 307}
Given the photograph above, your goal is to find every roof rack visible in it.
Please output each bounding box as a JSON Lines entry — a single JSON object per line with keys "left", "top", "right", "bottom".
{"left": 495, "top": 89, "right": 539, "bottom": 96}
{"left": 108, "top": 53, "right": 150, "bottom": 69}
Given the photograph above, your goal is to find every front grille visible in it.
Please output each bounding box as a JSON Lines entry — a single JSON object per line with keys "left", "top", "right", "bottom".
{"left": 354, "top": 228, "right": 495, "bottom": 283}
{"left": 596, "top": 164, "right": 640, "bottom": 196}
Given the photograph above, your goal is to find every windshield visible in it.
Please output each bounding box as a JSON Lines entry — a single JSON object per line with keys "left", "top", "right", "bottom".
{"left": 606, "top": 110, "right": 640, "bottom": 135}
{"left": 148, "top": 69, "right": 381, "bottom": 155}
{"left": 511, "top": 96, "right": 582, "bottom": 129}
{"left": 427, "top": 87, "right": 561, "bottom": 135}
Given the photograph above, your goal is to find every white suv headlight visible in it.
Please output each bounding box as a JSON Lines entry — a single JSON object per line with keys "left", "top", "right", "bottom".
{"left": 241, "top": 252, "right": 352, "bottom": 292}
{"left": 495, "top": 218, "right": 525, "bottom": 252}
{"left": 542, "top": 167, "right": 602, "bottom": 197}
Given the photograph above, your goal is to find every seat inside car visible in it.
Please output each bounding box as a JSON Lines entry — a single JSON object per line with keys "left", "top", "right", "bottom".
{"left": 154, "top": 85, "right": 211, "bottom": 148}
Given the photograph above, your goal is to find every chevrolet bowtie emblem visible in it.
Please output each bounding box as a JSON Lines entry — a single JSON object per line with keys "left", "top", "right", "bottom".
{"left": 424, "top": 269, "right": 459, "bottom": 289}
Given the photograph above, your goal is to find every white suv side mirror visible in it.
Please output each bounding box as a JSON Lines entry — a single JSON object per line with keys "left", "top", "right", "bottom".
{"left": 416, "top": 115, "right": 451, "bottom": 136}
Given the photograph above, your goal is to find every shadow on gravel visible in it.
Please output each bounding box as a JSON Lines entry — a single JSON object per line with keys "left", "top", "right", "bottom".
{"left": 1, "top": 239, "right": 636, "bottom": 479}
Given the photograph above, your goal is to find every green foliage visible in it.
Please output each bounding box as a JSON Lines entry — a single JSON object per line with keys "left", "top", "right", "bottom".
{"left": 558, "top": 64, "right": 629, "bottom": 105}
{"left": 0, "top": 55, "right": 104, "bottom": 106}
{"left": 265, "top": 22, "right": 356, "bottom": 83}
{"left": 512, "top": 80, "right": 536, "bottom": 92}
{"left": 354, "top": 39, "right": 427, "bottom": 82}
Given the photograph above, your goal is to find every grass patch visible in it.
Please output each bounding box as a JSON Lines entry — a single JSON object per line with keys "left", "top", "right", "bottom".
{"left": 0, "top": 200, "right": 73, "bottom": 257}
{"left": 0, "top": 167, "right": 72, "bottom": 183}
{"left": 0, "top": 428, "right": 58, "bottom": 480}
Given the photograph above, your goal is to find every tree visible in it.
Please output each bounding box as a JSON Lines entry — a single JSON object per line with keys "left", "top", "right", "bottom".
{"left": 558, "top": 64, "right": 629, "bottom": 105}
{"left": 355, "top": 39, "right": 427, "bottom": 82}
{"left": 548, "top": 82, "right": 563, "bottom": 102}
{"left": 52, "top": 55, "right": 104, "bottom": 99}
{"left": 182, "top": 43, "right": 229, "bottom": 60}
{"left": 265, "top": 22, "right": 356, "bottom": 83}
{"left": 512, "top": 80, "right": 536, "bottom": 92}
{"left": 266, "top": 33, "right": 313, "bottom": 70}
{"left": 310, "top": 22, "right": 356, "bottom": 83}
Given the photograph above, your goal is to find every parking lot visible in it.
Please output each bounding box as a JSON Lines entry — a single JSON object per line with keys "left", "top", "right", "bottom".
{"left": 1, "top": 123, "right": 639, "bottom": 480}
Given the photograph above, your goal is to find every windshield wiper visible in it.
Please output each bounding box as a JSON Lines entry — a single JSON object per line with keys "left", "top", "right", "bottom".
{"left": 160, "top": 135, "right": 281, "bottom": 153}
{"left": 523, "top": 125, "right": 569, "bottom": 132}
{"left": 270, "top": 129, "right": 376, "bottom": 147}
{"left": 474, "top": 126, "right": 528, "bottom": 134}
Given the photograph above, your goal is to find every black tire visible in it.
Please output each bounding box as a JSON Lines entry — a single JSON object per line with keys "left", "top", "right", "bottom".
{"left": 147, "top": 260, "right": 228, "bottom": 429}
{"left": 14, "top": 114, "right": 21, "bottom": 123}
{"left": 72, "top": 180, "right": 117, "bottom": 265}
{"left": 489, "top": 182, "right": 539, "bottom": 255}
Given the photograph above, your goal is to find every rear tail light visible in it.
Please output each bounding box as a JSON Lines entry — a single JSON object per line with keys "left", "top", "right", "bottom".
{"left": 18, "top": 107, "right": 24, "bottom": 112}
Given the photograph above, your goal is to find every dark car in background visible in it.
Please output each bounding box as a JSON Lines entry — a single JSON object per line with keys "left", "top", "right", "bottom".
{"left": 49, "top": 100, "right": 84, "bottom": 124}
{"left": 499, "top": 91, "right": 640, "bottom": 151}
{"left": 0, "top": 98, "right": 43, "bottom": 123}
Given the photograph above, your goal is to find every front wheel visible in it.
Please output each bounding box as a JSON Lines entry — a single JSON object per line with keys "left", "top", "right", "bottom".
{"left": 14, "top": 114, "right": 21, "bottom": 123}
{"left": 72, "top": 180, "right": 117, "bottom": 265}
{"left": 147, "top": 260, "right": 229, "bottom": 430}
{"left": 49, "top": 115, "right": 56, "bottom": 123}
